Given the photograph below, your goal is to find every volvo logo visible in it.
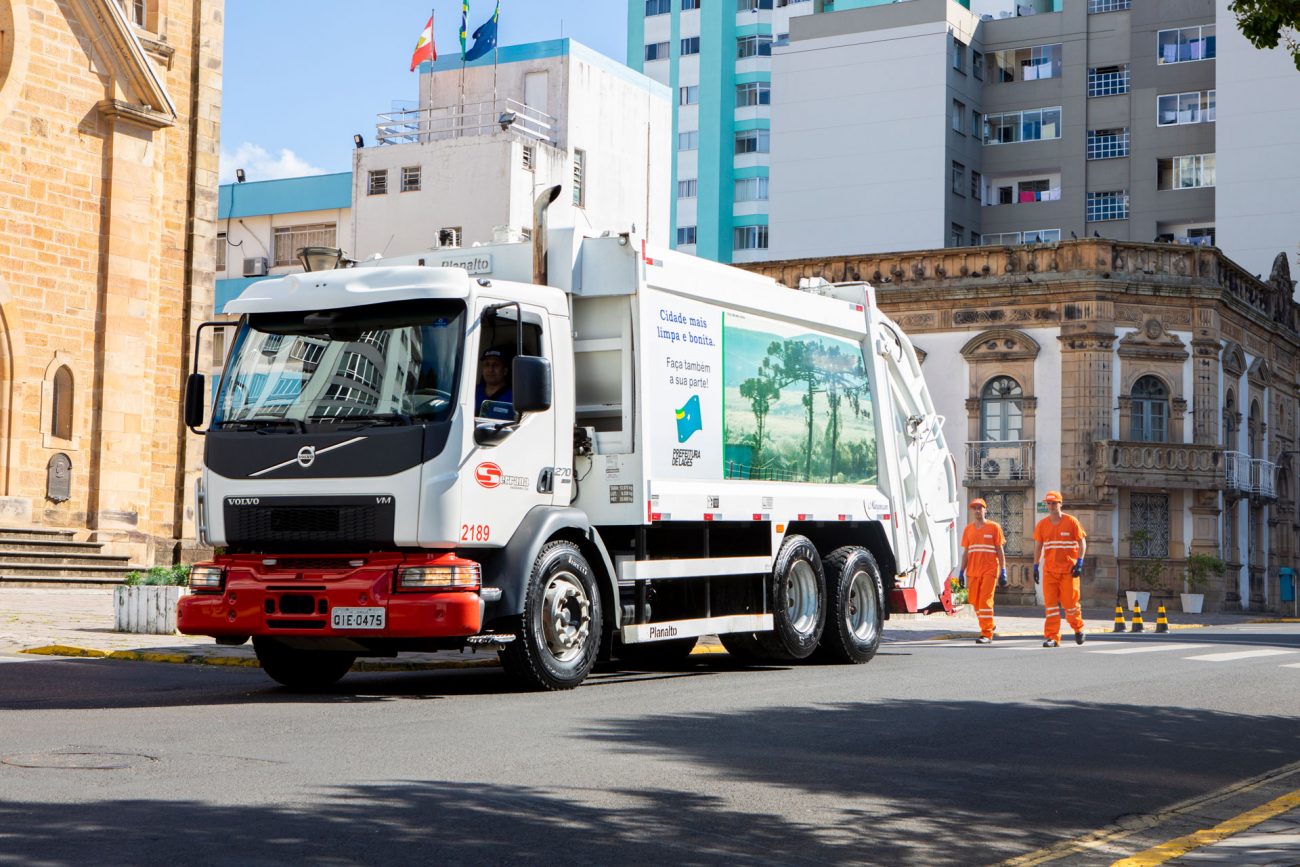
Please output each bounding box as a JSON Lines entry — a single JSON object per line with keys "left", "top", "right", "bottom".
{"left": 297, "top": 446, "right": 317, "bottom": 468}
{"left": 248, "top": 436, "right": 367, "bottom": 478}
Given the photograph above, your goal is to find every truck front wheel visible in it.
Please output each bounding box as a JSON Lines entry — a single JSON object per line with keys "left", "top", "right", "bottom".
{"left": 252, "top": 638, "right": 356, "bottom": 689}
{"left": 500, "top": 541, "right": 602, "bottom": 691}
{"left": 816, "top": 546, "right": 884, "bottom": 664}
{"left": 760, "top": 535, "right": 827, "bottom": 659}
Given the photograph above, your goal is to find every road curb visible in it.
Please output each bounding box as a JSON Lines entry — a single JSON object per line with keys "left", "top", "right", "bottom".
{"left": 18, "top": 644, "right": 501, "bottom": 672}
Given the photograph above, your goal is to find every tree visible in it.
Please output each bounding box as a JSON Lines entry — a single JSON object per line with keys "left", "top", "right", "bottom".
{"left": 738, "top": 357, "right": 782, "bottom": 466}
{"left": 1229, "top": 0, "right": 1300, "bottom": 71}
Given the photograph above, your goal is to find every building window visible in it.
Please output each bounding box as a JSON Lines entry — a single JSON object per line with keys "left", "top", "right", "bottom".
{"left": 679, "top": 85, "right": 699, "bottom": 105}
{"left": 983, "top": 107, "right": 1061, "bottom": 144}
{"left": 1023, "top": 228, "right": 1061, "bottom": 243}
{"left": 980, "top": 376, "right": 1024, "bottom": 442}
{"left": 737, "top": 35, "right": 774, "bottom": 59}
{"left": 367, "top": 170, "right": 388, "bottom": 195}
{"left": 984, "top": 492, "right": 1026, "bottom": 555}
{"left": 735, "top": 129, "right": 771, "bottom": 154}
{"left": 1088, "top": 0, "right": 1130, "bottom": 11}
{"left": 273, "top": 223, "right": 337, "bottom": 267}
{"left": 678, "top": 178, "right": 698, "bottom": 198}
{"left": 1158, "top": 25, "right": 1216, "bottom": 64}
{"left": 734, "top": 177, "right": 770, "bottom": 202}
{"left": 736, "top": 82, "right": 771, "bottom": 107}
{"left": 950, "top": 223, "right": 964, "bottom": 247}
{"left": 970, "top": 232, "right": 982, "bottom": 246}
{"left": 971, "top": 171, "right": 982, "bottom": 201}
{"left": 119, "top": 0, "right": 146, "bottom": 26}
{"left": 572, "top": 149, "right": 586, "bottom": 208}
{"left": 522, "top": 145, "right": 535, "bottom": 171}
{"left": 1086, "top": 190, "right": 1129, "bottom": 221}
{"left": 951, "top": 37, "right": 965, "bottom": 73}
{"left": 952, "top": 99, "right": 966, "bottom": 133}
{"left": 400, "top": 166, "right": 421, "bottom": 192}
{"left": 677, "top": 226, "right": 697, "bottom": 246}
{"left": 682, "top": 0, "right": 700, "bottom": 9}
{"left": 1157, "top": 90, "right": 1215, "bottom": 126}
{"left": 1131, "top": 375, "right": 1169, "bottom": 442}
{"left": 982, "top": 232, "right": 1022, "bottom": 245}
{"left": 645, "top": 41, "right": 670, "bottom": 62}
{"left": 951, "top": 161, "right": 965, "bottom": 196}
{"left": 970, "top": 109, "right": 981, "bottom": 137}
{"left": 1087, "top": 128, "right": 1130, "bottom": 160}
{"left": 1088, "top": 64, "right": 1130, "bottom": 97}
{"left": 216, "top": 233, "right": 226, "bottom": 272}
{"left": 678, "top": 130, "right": 699, "bottom": 151}
{"left": 992, "top": 44, "right": 1063, "bottom": 83}
{"left": 680, "top": 36, "right": 701, "bottom": 56}
{"left": 733, "top": 225, "right": 769, "bottom": 250}
{"left": 1157, "top": 154, "right": 1215, "bottom": 190}
{"left": 51, "top": 366, "right": 74, "bottom": 440}
{"left": 646, "top": 0, "right": 672, "bottom": 14}
{"left": 1129, "top": 493, "right": 1170, "bottom": 558}
{"left": 973, "top": 50, "right": 984, "bottom": 80}
{"left": 738, "top": 0, "right": 775, "bottom": 9}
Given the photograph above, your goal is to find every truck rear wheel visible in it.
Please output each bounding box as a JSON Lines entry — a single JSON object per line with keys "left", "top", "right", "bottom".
{"left": 500, "top": 540, "right": 602, "bottom": 691}
{"left": 816, "top": 546, "right": 884, "bottom": 664}
{"left": 759, "top": 535, "right": 827, "bottom": 659}
{"left": 252, "top": 637, "right": 356, "bottom": 689}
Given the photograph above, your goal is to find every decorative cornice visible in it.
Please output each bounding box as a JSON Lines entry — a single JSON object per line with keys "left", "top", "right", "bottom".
{"left": 96, "top": 98, "right": 174, "bottom": 130}
{"left": 70, "top": 0, "right": 176, "bottom": 122}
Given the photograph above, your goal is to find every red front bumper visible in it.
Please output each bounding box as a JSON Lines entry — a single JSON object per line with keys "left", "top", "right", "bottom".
{"left": 177, "top": 553, "right": 483, "bottom": 640}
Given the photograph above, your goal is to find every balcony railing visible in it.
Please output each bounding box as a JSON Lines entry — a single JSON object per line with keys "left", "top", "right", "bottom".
{"left": 965, "top": 440, "right": 1035, "bottom": 485}
{"left": 984, "top": 188, "right": 1061, "bottom": 206}
{"left": 376, "top": 97, "right": 556, "bottom": 146}
{"left": 1094, "top": 441, "right": 1224, "bottom": 490}
{"left": 1224, "top": 451, "right": 1253, "bottom": 493}
{"left": 1252, "top": 458, "right": 1279, "bottom": 498}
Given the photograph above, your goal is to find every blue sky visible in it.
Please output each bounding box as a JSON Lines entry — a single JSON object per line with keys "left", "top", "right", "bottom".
{"left": 220, "top": 1, "right": 628, "bottom": 183}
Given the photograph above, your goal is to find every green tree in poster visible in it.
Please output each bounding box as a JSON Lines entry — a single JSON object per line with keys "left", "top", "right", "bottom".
{"left": 738, "top": 357, "right": 782, "bottom": 465}
{"left": 766, "top": 339, "right": 822, "bottom": 481}
{"left": 816, "top": 343, "right": 868, "bottom": 481}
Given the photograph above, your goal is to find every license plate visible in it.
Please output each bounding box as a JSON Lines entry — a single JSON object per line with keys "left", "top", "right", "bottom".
{"left": 330, "top": 607, "right": 386, "bottom": 630}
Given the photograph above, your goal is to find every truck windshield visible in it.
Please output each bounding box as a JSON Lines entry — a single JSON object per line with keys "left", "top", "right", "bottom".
{"left": 213, "top": 299, "right": 466, "bottom": 427}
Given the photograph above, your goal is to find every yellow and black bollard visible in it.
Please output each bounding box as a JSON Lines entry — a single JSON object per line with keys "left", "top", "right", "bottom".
{"left": 1113, "top": 604, "right": 1127, "bottom": 633}
{"left": 1155, "top": 605, "right": 1169, "bottom": 634}
{"left": 1131, "top": 602, "right": 1145, "bottom": 633}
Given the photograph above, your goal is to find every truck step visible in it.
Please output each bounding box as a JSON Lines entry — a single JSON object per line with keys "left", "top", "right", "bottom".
{"left": 617, "top": 556, "right": 772, "bottom": 583}
{"left": 621, "top": 613, "right": 774, "bottom": 644}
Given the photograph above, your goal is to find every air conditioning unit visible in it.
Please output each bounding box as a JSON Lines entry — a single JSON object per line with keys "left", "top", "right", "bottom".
{"left": 243, "top": 256, "right": 268, "bottom": 277}
{"left": 981, "top": 458, "right": 1008, "bottom": 480}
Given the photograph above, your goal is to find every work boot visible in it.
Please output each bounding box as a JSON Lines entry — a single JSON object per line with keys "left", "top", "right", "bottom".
{"left": 975, "top": 636, "right": 992, "bottom": 645}
{"left": 1042, "top": 639, "right": 1059, "bottom": 648}
{"left": 1074, "top": 631, "right": 1085, "bottom": 645}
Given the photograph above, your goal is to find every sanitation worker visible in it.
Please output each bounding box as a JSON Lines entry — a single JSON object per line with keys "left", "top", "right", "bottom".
{"left": 1032, "top": 491, "right": 1087, "bottom": 647}
{"left": 958, "top": 498, "right": 1007, "bottom": 644}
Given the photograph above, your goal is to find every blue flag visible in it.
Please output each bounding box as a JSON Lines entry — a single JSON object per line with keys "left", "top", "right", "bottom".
{"left": 464, "top": 1, "right": 499, "bottom": 62}
{"left": 675, "top": 395, "right": 702, "bottom": 443}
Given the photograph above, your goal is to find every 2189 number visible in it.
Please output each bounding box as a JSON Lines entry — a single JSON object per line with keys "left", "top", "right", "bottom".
{"left": 461, "top": 523, "right": 491, "bottom": 542}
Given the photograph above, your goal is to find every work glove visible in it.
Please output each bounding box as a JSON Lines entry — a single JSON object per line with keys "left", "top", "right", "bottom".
{"left": 998, "top": 568, "right": 1008, "bottom": 589}
{"left": 958, "top": 570, "right": 966, "bottom": 590}
{"left": 1071, "top": 558, "right": 1084, "bottom": 578}
{"left": 1033, "top": 564, "right": 1040, "bottom": 584}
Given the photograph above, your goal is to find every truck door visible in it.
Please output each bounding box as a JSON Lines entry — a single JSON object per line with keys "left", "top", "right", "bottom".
{"left": 460, "top": 301, "right": 556, "bottom": 547}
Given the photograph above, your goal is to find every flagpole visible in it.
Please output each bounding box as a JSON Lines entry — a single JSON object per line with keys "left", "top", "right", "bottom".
{"left": 427, "top": 7, "right": 435, "bottom": 144}
{"left": 491, "top": 2, "right": 500, "bottom": 117}
{"left": 458, "top": 2, "right": 468, "bottom": 140}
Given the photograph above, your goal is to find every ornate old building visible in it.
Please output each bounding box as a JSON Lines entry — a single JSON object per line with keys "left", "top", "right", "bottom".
{"left": 750, "top": 240, "right": 1300, "bottom": 612}
{"left": 0, "top": 0, "right": 223, "bottom": 570}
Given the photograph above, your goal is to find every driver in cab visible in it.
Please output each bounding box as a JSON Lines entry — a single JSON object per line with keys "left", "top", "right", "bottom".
{"left": 475, "top": 348, "right": 513, "bottom": 418}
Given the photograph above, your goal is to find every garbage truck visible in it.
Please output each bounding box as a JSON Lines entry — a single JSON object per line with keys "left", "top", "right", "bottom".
{"left": 178, "top": 197, "right": 959, "bottom": 691}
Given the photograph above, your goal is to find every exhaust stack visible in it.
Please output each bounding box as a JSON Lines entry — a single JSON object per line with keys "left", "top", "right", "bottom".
{"left": 532, "top": 185, "right": 562, "bottom": 286}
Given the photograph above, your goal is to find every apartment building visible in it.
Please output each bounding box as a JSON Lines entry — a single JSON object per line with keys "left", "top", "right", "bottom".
{"left": 627, "top": 0, "right": 818, "bottom": 263}
{"left": 765, "top": 0, "right": 1295, "bottom": 279}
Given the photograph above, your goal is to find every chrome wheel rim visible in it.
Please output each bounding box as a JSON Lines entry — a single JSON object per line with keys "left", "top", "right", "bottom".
{"left": 846, "top": 569, "right": 878, "bottom": 642}
{"left": 785, "top": 560, "right": 819, "bottom": 636}
{"left": 541, "top": 571, "right": 591, "bottom": 663}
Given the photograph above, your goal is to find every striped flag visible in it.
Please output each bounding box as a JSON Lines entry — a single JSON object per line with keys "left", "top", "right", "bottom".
{"left": 459, "top": 1, "right": 470, "bottom": 59}
{"left": 409, "top": 14, "right": 435, "bottom": 71}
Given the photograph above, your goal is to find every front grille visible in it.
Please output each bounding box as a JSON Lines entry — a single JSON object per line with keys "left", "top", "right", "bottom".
{"left": 264, "top": 558, "right": 366, "bottom": 571}
{"left": 223, "top": 496, "right": 395, "bottom": 549}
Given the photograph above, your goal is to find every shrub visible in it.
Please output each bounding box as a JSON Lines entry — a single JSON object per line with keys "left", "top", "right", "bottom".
{"left": 123, "top": 565, "right": 190, "bottom": 587}
{"left": 1184, "top": 552, "right": 1225, "bottom": 593}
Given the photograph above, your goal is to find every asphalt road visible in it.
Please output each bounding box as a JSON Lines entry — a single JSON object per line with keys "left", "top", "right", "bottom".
{"left": 2, "top": 622, "right": 1298, "bottom": 866}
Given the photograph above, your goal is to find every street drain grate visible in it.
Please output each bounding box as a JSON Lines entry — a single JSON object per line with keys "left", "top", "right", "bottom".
{"left": 1, "top": 749, "right": 159, "bottom": 770}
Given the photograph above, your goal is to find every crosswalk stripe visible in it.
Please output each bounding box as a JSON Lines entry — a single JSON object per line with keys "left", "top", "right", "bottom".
{"left": 1185, "top": 649, "right": 1298, "bottom": 662}
{"left": 1087, "top": 643, "right": 1211, "bottom": 655}
{"left": 1278, "top": 663, "right": 1300, "bottom": 669}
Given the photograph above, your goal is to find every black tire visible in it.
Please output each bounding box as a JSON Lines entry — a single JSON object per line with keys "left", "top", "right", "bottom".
{"left": 719, "top": 632, "right": 768, "bottom": 663}
{"left": 499, "top": 541, "right": 602, "bottom": 691}
{"left": 252, "top": 637, "right": 355, "bottom": 689}
{"left": 816, "top": 546, "right": 884, "bottom": 664}
{"left": 758, "top": 535, "right": 826, "bottom": 659}
{"left": 617, "top": 636, "right": 699, "bottom": 667}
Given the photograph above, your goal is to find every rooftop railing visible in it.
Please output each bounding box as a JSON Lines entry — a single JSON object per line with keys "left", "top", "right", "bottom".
{"left": 376, "top": 98, "right": 556, "bottom": 146}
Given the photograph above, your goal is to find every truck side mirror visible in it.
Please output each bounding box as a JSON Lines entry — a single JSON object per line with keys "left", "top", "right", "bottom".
{"left": 184, "top": 373, "right": 207, "bottom": 430}
{"left": 512, "top": 356, "right": 552, "bottom": 414}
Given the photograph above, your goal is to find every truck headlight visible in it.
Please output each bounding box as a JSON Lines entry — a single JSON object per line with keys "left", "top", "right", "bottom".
{"left": 396, "top": 560, "right": 481, "bottom": 592}
{"left": 189, "top": 565, "right": 225, "bottom": 590}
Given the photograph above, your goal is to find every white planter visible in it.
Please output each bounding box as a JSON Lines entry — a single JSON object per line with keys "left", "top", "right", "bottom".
{"left": 114, "top": 585, "right": 186, "bottom": 635}
{"left": 1180, "top": 592, "right": 1205, "bottom": 614}
{"left": 1124, "top": 590, "right": 1151, "bottom": 612}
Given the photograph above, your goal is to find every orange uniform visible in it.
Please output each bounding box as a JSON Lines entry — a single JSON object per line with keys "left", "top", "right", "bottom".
{"left": 1034, "top": 513, "right": 1086, "bottom": 641}
{"left": 961, "top": 521, "right": 1005, "bottom": 639}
